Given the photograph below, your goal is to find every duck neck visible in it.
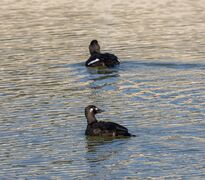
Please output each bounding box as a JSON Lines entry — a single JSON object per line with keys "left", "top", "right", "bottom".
{"left": 89, "top": 44, "right": 100, "bottom": 55}
{"left": 85, "top": 112, "right": 97, "bottom": 124}
{"left": 90, "top": 51, "right": 99, "bottom": 56}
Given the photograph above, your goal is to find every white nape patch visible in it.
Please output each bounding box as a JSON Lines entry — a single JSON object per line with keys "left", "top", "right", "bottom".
{"left": 88, "top": 58, "right": 100, "bottom": 65}
{"left": 90, "top": 108, "right": 94, "bottom": 112}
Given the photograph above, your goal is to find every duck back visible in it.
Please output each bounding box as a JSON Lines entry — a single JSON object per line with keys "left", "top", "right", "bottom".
{"left": 85, "top": 121, "right": 132, "bottom": 137}
{"left": 86, "top": 53, "right": 119, "bottom": 67}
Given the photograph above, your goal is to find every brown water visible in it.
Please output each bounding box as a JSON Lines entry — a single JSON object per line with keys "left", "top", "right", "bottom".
{"left": 0, "top": 0, "right": 205, "bottom": 179}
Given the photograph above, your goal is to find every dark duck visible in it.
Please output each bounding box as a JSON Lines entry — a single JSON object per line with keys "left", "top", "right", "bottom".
{"left": 85, "top": 40, "right": 120, "bottom": 67}
{"left": 85, "top": 105, "right": 135, "bottom": 137}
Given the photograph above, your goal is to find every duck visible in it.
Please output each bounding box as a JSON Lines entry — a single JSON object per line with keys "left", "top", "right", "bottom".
{"left": 85, "top": 40, "right": 120, "bottom": 67}
{"left": 85, "top": 105, "right": 135, "bottom": 137}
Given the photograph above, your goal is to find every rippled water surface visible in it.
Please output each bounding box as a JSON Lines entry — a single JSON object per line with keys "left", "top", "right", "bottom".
{"left": 1, "top": 0, "right": 205, "bottom": 179}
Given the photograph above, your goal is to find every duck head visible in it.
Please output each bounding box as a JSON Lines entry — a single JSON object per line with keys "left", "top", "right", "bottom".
{"left": 85, "top": 105, "right": 104, "bottom": 124}
{"left": 89, "top": 40, "right": 101, "bottom": 55}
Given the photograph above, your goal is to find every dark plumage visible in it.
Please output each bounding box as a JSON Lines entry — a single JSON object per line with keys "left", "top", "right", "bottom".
{"left": 85, "top": 105, "right": 135, "bottom": 137}
{"left": 85, "top": 40, "right": 120, "bottom": 67}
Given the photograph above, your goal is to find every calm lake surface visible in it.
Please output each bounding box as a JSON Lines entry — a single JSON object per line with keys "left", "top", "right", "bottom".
{"left": 0, "top": 0, "right": 205, "bottom": 179}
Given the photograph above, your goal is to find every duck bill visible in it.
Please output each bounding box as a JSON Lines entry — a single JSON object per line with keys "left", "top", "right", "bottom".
{"left": 97, "top": 108, "right": 104, "bottom": 113}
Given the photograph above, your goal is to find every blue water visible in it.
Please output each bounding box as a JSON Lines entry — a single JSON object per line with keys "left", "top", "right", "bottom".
{"left": 0, "top": 0, "right": 205, "bottom": 179}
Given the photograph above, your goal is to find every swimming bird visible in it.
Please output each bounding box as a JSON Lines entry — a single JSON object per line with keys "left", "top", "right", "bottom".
{"left": 85, "top": 105, "right": 135, "bottom": 137}
{"left": 85, "top": 40, "right": 120, "bottom": 67}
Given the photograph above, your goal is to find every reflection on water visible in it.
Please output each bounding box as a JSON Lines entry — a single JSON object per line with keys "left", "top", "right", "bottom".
{"left": 1, "top": 0, "right": 205, "bottom": 179}
{"left": 122, "top": 61, "right": 205, "bottom": 70}
{"left": 86, "top": 67, "right": 120, "bottom": 91}
{"left": 85, "top": 136, "right": 129, "bottom": 153}
{"left": 85, "top": 136, "right": 131, "bottom": 179}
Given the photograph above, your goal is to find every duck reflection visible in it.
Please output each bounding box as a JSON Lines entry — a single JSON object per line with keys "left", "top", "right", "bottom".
{"left": 87, "top": 67, "right": 120, "bottom": 91}
{"left": 84, "top": 136, "right": 128, "bottom": 161}
{"left": 84, "top": 136, "right": 129, "bottom": 179}
{"left": 87, "top": 66, "right": 120, "bottom": 79}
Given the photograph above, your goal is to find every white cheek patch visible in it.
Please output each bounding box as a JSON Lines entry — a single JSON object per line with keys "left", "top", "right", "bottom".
{"left": 88, "top": 58, "right": 100, "bottom": 66}
{"left": 90, "top": 108, "right": 94, "bottom": 112}
{"left": 95, "top": 108, "right": 98, "bottom": 111}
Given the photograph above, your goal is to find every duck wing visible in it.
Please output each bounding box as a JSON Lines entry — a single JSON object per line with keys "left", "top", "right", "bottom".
{"left": 96, "top": 121, "right": 131, "bottom": 136}
{"left": 86, "top": 53, "right": 120, "bottom": 67}
{"left": 102, "top": 121, "right": 128, "bottom": 131}
{"left": 86, "top": 121, "right": 133, "bottom": 136}
{"left": 86, "top": 54, "right": 105, "bottom": 67}
{"left": 102, "top": 53, "right": 120, "bottom": 67}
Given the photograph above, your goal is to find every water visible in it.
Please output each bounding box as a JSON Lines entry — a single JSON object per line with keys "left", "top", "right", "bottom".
{"left": 0, "top": 0, "right": 205, "bottom": 179}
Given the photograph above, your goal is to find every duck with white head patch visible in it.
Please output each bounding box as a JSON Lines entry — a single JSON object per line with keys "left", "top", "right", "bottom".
{"left": 85, "top": 105, "right": 135, "bottom": 137}
{"left": 85, "top": 40, "right": 120, "bottom": 67}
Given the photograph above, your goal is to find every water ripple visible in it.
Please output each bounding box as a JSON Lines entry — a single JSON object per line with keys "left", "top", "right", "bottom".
{"left": 1, "top": 0, "right": 205, "bottom": 179}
